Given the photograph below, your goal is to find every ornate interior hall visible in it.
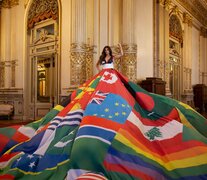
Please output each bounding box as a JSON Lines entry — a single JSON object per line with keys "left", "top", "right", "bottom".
{"left": 0, "top": 0, "right": 207, "bottom": 122}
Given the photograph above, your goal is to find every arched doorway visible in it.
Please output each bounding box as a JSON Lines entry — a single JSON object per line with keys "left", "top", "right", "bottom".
{"left": 26, "top": 0, "right": 60, "bottom": 120}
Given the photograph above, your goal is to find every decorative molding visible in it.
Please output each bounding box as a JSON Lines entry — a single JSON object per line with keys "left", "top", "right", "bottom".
{"left": 0, "top": 60, "right": 17, "bottom": 88}
{"left": 0, "top": 62, "right": 5, "bottom": 88}
{"left": 70, "top": 43, "right": 94, "bottom": 86}
{"left": 175, "top": 0, "right": 207, "bottom": 27}
{"left": 34, "top": 28, "right": 55, "bottom": 44}
{"left": 0, "top": 0, "right": 18, "bottom": 8}
{"left": 157, "top": 0, "right": 165, "bottom": 6}
{"left": 169, "top": 14, "right": 183, "bottom": 43}
{"left": 164, "top": 0, "right": 172, "bottom": 10}
{"left": 157, "top": 60, "right": 165, "bottom": 80}
{"left": 28, "top": 0, "right": 58, "bottom": 28}
{"left": 200, "top": 27, "right": 207, "bottom": 37}
{"left": 183, "top": 12, "right": 192, "bottom": 27}
{"left": 120, "top": 44, "right": 137, "bottom": 82}
{"left": 11, "top": 60, "right": 16, "bottom": 87}
{"left": 24, "top": 0, "right": 29, "bottom": 8}
{"left": 170, "top": 5, "right": 180, "bottom": 16}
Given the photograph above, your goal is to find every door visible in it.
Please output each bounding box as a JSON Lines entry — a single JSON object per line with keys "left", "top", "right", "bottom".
{"left": 31, "top": 54, "right": 57, "bottom": 120}
{"left": 169, "top": 56, "right": 180, "bottom": 100}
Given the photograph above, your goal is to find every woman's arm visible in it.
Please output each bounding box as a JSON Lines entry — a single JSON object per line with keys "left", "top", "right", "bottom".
{"left": 114, "top": 43, "right": 124, "bottom": 59}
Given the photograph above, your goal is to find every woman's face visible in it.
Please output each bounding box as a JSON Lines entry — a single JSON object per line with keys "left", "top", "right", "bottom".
{"left": 104, "top": 48, "right": 110, "bottom": 55}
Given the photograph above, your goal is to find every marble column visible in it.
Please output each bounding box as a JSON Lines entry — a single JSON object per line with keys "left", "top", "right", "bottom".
{"left": 205, "top": 30, "right": 207, "bottom": 85}
{"left": 70, "top": 0, "right": 94, "bottom": 86}
{"left": 156, "top": 0, "right": 171, "bottom": 96}
{"left": 183, "top": 13, "right": 189, "bottom": 91}
{"left": 156, "top": 0, "right": 165, "bottom": 80}
{"left": 0, "top": 8, "right": 11, "bottom": 88}
{"left": 121, "top": 0, "right": 137, "bottom": 82}
{"left": 0, "top": 9, "right": 3, "bottom": 88}
{"left": 188, "top": 18, "right": 192, "bottom": 90}
{"left": 163, "top": 0, "right": 170, "bottom": 96}
{"left": 199, "top": 28, "right": 204, "bottom": 83}
{"left": 200, "top": 27, "right": 207, "bottom": 84}
{"left": 181, "top": 13, "right": 193, "bottom": 105}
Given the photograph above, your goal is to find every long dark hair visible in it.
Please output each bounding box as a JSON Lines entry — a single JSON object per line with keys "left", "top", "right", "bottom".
{"left": 98, "top": 46, "right": 113, "bottom": 64}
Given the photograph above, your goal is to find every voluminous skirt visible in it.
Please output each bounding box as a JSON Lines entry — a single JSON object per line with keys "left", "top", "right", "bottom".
{"left": 0, "top": 69, "right": 207, "bottom": 180}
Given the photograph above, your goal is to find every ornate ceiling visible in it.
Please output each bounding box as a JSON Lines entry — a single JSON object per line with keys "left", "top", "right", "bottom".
{"left": 176, "top": 0, "right": 207, "bottom": 27}
{"left": 0, "top": 0, "right": 207, "bottom": 26}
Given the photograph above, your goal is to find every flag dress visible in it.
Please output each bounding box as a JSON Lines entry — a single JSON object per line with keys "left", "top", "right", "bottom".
{"left": 0, "top": 67, "right": 207, "bottom": 180}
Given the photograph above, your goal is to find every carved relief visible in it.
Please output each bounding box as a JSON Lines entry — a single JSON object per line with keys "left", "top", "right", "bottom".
{"left": 169, "top": 5, "right": 182, "bottom": 19}
{"left": 176, "top": 0, "right": 207, "bottom": 27}
{"left": 183, "top": 13, "right": 192, "bottom": 27}
{"left": 0, "top": 62, "right": 5, "bottom": 88}
{"left": 158, "top": 0, "right": 165, "bottom": 6}
{"left": 112, "top": 45, "right": 122, "bottom": 72}
{"left": 34, "top": 28, "right": 55, "bottom": 44}
{"left": 157, "top": 60, "right": 165, "bottom": 80}
{"left": 169, "top": 14, "right": 183, "bottom": 43}
{"left": 70, "top": 43, "right": 94, "bottom": 86}
{"left": 28, "top": 0, "right": 58, "bottom": 28}
{"left": 0, "top": 0, "right": 19, "bottom": 8}
{"left": 164, "top": 0, "right": 171, "bottom": 10}
{"left": 0, "top": 60, "right": 17, "bottom": 88}
{"left": 120, "top": 44, "right": 137, "bottom": 82}
{"left": 11, "top": 60, "right": 17, "bottom": 87}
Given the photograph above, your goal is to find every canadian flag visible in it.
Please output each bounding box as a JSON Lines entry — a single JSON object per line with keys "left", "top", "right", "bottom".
{"left": 100, "top": 71, "right": 118, "bottom": 84}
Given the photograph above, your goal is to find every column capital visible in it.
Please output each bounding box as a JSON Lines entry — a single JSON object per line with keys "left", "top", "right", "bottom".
{"left": 200, "top": 27, "right": 207, "bottom": 37}
{"left": 183, "top": 12, "right": 192, "bottom": 26}
{"left": 0, "top": 0, "right": 19, "bottom": 9}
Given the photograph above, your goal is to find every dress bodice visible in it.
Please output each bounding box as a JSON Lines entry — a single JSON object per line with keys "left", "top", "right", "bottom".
{"left": 101, "top": 56, "right": 114, "bottom": 69}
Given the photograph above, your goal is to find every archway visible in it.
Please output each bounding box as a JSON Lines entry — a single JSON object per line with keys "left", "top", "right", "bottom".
{"left": 25, "top": 0, "right": 60, "bottom": 120}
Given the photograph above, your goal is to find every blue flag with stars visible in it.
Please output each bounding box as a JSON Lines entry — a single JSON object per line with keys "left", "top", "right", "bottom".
{"left": 85, "top": 93, "right": 132, "bottom": 124}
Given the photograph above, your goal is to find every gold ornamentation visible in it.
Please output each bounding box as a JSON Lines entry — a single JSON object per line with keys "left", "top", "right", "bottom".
{"left": 0, "top": 0, "right": 18, "bottom": 8}
{"left": 157, "top": 60, "right": 165, "bottom": 80}
{"left": 0, "top": 62, "right": 5, "bottom": 87}
{"left": 0, "top": 60, "right": 17, "bottom": 87}
{"left": 28, "top": 0, "right": 58, "bottom": 28}
{"left": 120, "top": 44, "right": 137, "bottom": 82}
{"left": 11, "top": 60, "right": 17, "bottom": 87}
{"left": 157, "top": 0, "right": 165, "bottom": 6}
{"left": 175, "top": 0, "right": 207, "bottom": 27}
{"left": 164, "top": 61, "right": 170, "bottom": 89}
{"left": 70, "top": 43, "right": 94, "bottom": 86}
{"left": 169, "top": 5, "right": 180, "bottom": 16}
{"left": 112, "top": 45, "right": 122, "bottom": 71}
{"left": 200, "top": 27, "right": 207, "bottom": 37}
{"left": 183, "top": 13, "right": 192, "bottom": 26}
{"left": 169, "top": 14, "right": 183, "bottom": 43}
{"left": 24, "top": 0, "right": 29, "bottom": 8}
{"left": 164, "top": 0, "right": 172, "bottom": 10}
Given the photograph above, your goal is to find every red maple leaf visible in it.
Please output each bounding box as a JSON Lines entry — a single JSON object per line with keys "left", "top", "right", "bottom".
{"left": 103, "top": 74, "right": 112, "bottom": 81}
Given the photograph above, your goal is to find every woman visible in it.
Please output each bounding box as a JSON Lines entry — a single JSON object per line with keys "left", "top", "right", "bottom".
{"left": 96, "top": 43, "right": 124, "bottom": 71}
